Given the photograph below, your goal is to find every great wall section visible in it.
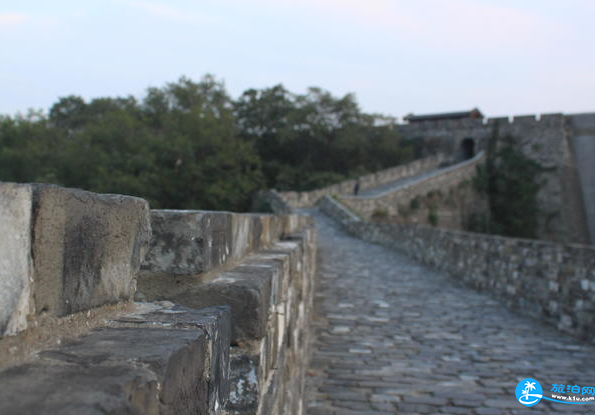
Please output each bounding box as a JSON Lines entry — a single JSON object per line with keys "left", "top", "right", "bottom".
{"left": 1, "top": 110, "right": 595, "bottom": 414}
{"left": 276, "top": 112, "right": 595, "bottom": 245}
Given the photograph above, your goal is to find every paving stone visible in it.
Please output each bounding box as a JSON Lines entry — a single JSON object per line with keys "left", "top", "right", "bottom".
{"left": 371, "top": 402, "right": 396, "bottom": 411}
{"left": 403, "top": 395, "right": 448, "bottom": 405}
{"left": 305, "top": 209, "right": 595, "bottom": 415}
{"left": 396, "top": 402, "right": 437, "bottom": 413}
{"left": 484, "top": 399, "right": 522, "bottom": 409}
{"left": 440, "top": 407, "right": 480, "bottom": 414}
{"left": 474, "top": 408, "right": 508, "bottom": 415}
{"left": 370, "top": 394, "right": 401, "bottom": 403}
{"left": 327, "top": 391, "right": 369, "bottom": 402}
{"left": 332, "top": 400, "right": 372, "bottom": 410}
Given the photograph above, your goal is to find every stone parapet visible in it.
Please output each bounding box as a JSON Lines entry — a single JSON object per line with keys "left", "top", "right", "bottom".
{"left": 278, "top": 154, "right": 445, "bottom": 208}
{"left": 338, "top": 151, "right": 485, "bottom": 222}
{"left": 140, "top": 209, "right": 310, "bottom": 277}
{"left": 141, "top": 223, "right": 318, "bottom": 415}
{"left": 0, "top": 182, "right": 317, "bottom": 415}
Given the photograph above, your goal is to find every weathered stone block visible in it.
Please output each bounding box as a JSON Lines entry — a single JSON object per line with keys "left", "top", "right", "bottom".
{"left": 231, "top": 213, "right": 253, "bottom": 261}
{"left": 0, "top": 361, "right": 162, "bottom": 415}
{"left": 0, "top": 183, "right": 34, "bottom": 337}
{"left": 111, "top": 303, "right": 231, "bottom": 413}
{"left": 231, "top": 213, "right": 270, "bottom": 260}
{"left": 142, "top": 210, "right": 233, "bottom": 276}
{"left": 0, "top": 302, "right": 231, "bottom": 415}
{"left": 45, "top": 327, "right": 209, "bottom": 414}
{"left": 1, "top": 182, "right": 151, "bottom": 335}
{"left": 32, "top": 184, "right": 151, "bottom": 316}
{"left": 227, "top": 351, "right": 260, "bottom": 414}
{"left": 170, "top": 265, "right": 275, "bottom": 343}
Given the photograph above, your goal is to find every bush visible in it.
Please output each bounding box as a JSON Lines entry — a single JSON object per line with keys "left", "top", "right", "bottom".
{"left": 371, "top": 208, "right": 389, "bottom": 222}
{"left": 477, "top": 136, "right": 548, "bottom": 238}
{"left": 409, "top": 197, "right": 421, "bottom": 210}
{"left": 428, "top": 209, "right": 439, "bottom": 226}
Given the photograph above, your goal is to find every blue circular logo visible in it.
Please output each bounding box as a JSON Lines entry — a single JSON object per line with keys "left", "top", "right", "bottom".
{"left": 515, "top": 378, "right": 543, "bottom": 407}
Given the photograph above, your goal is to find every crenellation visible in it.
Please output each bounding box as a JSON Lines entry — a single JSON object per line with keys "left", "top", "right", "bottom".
{"left": 0, "top": 182, "right": 317, "bottom": 415}
{"left": 539, "top": 112, "right": 564, "bottom": 123}
{"left": 486, "top": 116, "right": 510, "bottom": 125}
{"left": 512, "top": 114, "right": 537, "bottom": 123}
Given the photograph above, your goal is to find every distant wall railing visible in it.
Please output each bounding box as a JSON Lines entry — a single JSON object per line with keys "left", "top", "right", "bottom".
{"left": 338, "top": 151, "right": 485, "bottom": 220}
{"left": 278, "top": 154, "right": 445, "bottom": 209}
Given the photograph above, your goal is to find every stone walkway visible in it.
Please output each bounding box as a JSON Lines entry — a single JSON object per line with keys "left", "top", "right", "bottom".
{"left": 305, "top": 209, "right": 595, "bottom": 414}
{"left": 354, "top": 165, "right": 449, "bottom": 198}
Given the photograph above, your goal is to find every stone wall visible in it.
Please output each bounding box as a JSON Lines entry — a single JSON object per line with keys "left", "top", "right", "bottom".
{"left": 138, "top": 209, "right": 317, "bottom": 415}
{"left": 277, "top": 154, "right": 445, "bottom": 208}
{"left": 269, "top": 110, "right": 594, "bottom": 244}
{"left": 568, "top": 113, "right": 595, "bottom": 244}
{"left": 338, "top": 152, "right": 485, "bottom": 227}
{"left": 0, "top": 181, "right": 317, "bottom": 415}
{"left": 319, "top": 195, "right": 595, "bottom": 344}
{"left": 397, "top": 117, "right": 491, "bottom": 160}
{"left": 494, "top": 114, "right": 588, "bottom": 244}
{"left": 397, "top": 113, "right": 592, "bottom": 244}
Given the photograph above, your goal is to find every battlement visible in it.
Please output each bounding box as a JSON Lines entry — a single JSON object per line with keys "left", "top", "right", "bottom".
{"left": 396, "top": 111, "right": 584, "bottom": 130}
{"left": 0, "top": 182, "right": 317, "bottom": 415}
{"left": 275, "top": 154, "right": 445, "bottom": 209}
{"left": 486, "top": 112, "right": 566, "bottom": 127}
{"left": 338, "top": 151, "right": 485, "bottom": 224}
{"left": 397, "top": 117, "right": 485, "bottom": 131}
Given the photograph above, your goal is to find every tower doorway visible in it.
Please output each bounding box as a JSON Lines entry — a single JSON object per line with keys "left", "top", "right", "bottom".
{"left": 461, "top": 138, "right": 475, "bottom": 160}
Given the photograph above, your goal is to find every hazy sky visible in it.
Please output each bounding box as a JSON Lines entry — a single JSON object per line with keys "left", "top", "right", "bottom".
{"left": 1, "top": 0, "right": 594, "bottom": 119}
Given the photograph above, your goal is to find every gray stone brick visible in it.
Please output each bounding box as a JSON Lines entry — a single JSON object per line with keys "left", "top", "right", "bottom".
{"left": 0, "top": 183, "right": 33, "bottom": 337}
{"left": 0, "top": 302, "right": 230, "bottom": 415}
{"left": 0, "top": 182, "right": 151, "bottom": 334}
{"left": 170, "top": 264, "right": 274, "bottom": 343}
{"left": 32, "top": 184, "right": 151, "bottom": 317}
{"left": 142, "top": 209, "right": 232, "bottom": 276}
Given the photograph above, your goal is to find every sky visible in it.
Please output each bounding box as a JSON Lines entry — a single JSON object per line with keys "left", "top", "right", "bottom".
{"left": 1, "top": 0, "right": 594, "bottom": 120}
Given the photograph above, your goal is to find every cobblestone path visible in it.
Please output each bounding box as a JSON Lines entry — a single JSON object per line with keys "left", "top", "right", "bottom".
{"left": 305, "top": 210, "right": 595, "bottom": 414}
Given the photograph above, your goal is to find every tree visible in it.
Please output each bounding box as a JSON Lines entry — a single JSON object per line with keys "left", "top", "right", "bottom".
{"left": 0, "top": 75, "right": 415, "bottom": 212}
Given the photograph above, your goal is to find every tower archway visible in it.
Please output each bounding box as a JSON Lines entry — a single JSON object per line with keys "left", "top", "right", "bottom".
{"left": 461, "top": 138, "right": 475, "bottom": 160}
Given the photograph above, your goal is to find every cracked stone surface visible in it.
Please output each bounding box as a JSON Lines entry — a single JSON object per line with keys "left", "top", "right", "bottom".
{"left": 305, "top": 209, "right": 595, "bottom": 414}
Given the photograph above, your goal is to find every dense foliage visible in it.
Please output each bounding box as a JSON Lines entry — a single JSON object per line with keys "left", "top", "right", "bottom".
{"left": 472, "top": 135, "right": 547, "bottom": 238}
{"left": 0, "top": 76, "right": 414, "bottom": 211}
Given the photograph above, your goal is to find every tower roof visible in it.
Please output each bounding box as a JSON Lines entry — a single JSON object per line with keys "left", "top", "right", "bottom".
{"left": 404, "top": 108, "right": 483, "bottom": 123}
